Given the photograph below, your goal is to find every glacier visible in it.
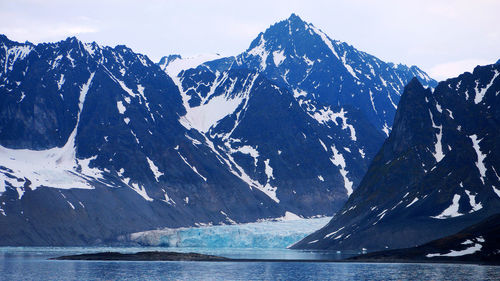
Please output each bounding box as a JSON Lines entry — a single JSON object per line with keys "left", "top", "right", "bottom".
{"left": 126, "top": 216, "right": 331, "bottom": 248}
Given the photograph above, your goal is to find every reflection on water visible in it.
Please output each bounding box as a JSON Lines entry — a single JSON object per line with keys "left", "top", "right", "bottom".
{"left": 1, "top": 247, "right": 499, "bottom": 281}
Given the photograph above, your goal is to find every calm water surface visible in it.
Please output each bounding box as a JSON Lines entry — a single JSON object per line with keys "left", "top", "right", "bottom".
{"left": 0, "top": 247, "right": 499, "bottom": 280}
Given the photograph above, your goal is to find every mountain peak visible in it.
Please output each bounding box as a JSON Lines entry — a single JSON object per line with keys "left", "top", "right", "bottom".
{"left": 285, "top": 13, "right": 310, "bottom": 32}
{"left": 64, "top": 36, "right": 79, "bottom": 43}
{"left": 287, "top": 13, "right": 304, "bottom": 23}
{"left": 405, "top": 77, "right": 425, "bottom": 93}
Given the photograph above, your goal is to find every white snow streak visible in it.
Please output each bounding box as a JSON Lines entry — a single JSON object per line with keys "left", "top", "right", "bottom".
{"left": 177, "top": 152, "right": 207, "bottom": 182}
{"left": 146, "top": 157, "right": 164, "bottom": 182}
{"left": 474, "top": 70, "right": 499, "bottom": 104}
{"left": 464, "top": 190, "right": 482, "bottom": 212}
{"left": 469, "top": 135, "right": 487, "bottom": 184}
{"left": 406, "top": 197, "right": 419, "bottom": 207}
{"left": 429, "top": 110, "right": 444, "bottom": 163}
{"left": 330, "top": 145, "right": 353, "bottom": 196}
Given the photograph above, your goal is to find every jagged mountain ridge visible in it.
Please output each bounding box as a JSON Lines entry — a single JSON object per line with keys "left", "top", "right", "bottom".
{"left": 180, "top": 14, "right": 436, "bottom": 136}
{"left": 293, "top": 62, "right": 500, "bottom": 251}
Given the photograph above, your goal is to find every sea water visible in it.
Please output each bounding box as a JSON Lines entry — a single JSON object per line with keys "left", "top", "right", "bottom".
{"left": 0, "top": 247, "right": 499, "bottom": 281}
{"left": 1, "top": 217, "right": 499, "bottom": 280}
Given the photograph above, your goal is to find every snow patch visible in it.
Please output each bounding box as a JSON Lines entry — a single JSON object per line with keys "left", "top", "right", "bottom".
{"left": 0, "top": 72, "right": 104, "bottom": 196}
{"left": 325, "top": 227, "right": 344, "bottom": 238}
{"left": 278, "top": 211, "right": 302, "bottom": 221}
{"left": 231, "top": 145, "right": 259, "bottom": 167}
{"left": 272, "top": 49, "right": 285, "bottom": 67}
{"left": 329, "top": 145, "right": 353, "bottom": 196}
{"left": 264, "top": 159, "right": 275, "bottom": 180}
{"left": 247, "top": 34, "right": 269, "bottom": 70}
{"left": 406, "top": 197, "right": 419, "bottom": 207}
{"left": 293, "top": 89, "right": 307, "bottom": 98}
{"left": 180, "top": 74, "right": 257, "bottom": 133}
{"left": 429, "top": 110, "right": 444, "bottom": 163}
{"left": 464, "top": 190, "right": 482, "bottom": 212}
{"left": 312, "top": 107, "right": 356, "bottom": 141}
{"left": 432, "top": 194, "right": 463, "bottom": 219}
{"left": 358, "top": 148, "right": 365, "bottom": 158}
{"left": 177, "top": 152, "right": 207, "bottom": 182}
{"left": 146, "top": 157, "right": 164, "bottom": 182}
{"left": 131, "top": 182, "right": 153, "bottom": 201}
{"left": 57, "top": 74, "right": 65, "bottom": 90}
{"left": 426, "top": 243, "right": 482, "bottom": 258}
{"left": 469, "top": 135, "right": 487, "bottom": 184}
{"left": 474, "top": 70, "right": 499, "bottom": 104}
{"left": 382, "top": 123, "right": 390, "bottom": 137}
{"left": 116, "top": 101, "right": 126, "bottom": 114}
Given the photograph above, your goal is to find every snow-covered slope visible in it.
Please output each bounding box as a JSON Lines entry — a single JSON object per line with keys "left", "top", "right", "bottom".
{"left": 293, "top": 63, "right": 500, "bottom": 251}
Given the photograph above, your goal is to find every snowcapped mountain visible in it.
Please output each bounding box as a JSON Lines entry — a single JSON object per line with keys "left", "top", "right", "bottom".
{"left": 293, "top": 62, "right": 500, "bottom": 251}
{"left": 0, "top": 13, "right": 438, "bottom": 246}
{"left": 233, "top": 14, "right": 436, "bottom": 135}
{"left": 168, "top": 14, "right": 436, "bottom": 215}
{"left": 0, "top": 35, "right": 290, "bottom": 245}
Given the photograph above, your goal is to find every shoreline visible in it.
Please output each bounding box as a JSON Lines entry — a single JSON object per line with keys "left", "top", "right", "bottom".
{"left": 51, "top": 251, "right": 500, "bottom": 266}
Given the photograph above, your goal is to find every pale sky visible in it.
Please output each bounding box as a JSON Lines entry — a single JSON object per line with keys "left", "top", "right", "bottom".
{"left": 1, "top": 0, "right": 498, "bottom": 81}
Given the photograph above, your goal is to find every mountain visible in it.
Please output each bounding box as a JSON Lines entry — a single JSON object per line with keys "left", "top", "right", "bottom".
{"left": 169, "top": 14, "right": 436, "bottom": 215}
{"left": 348, "top": 214, "right": 500, "bottom": 265}
{"left": 0, "top": 35, "right": 290, "bottom": 245}
{"left": 293, "top": 62, "right": 500, "bottom": 251}
{"left": 193, "top": 14, "right": 437, "bottom": 135}
{"left": 0, "top": 14, "right": 437, "bottom": 245}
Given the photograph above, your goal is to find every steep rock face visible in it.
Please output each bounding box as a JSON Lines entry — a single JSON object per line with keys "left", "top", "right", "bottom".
{"left": 293, "top": 63, "right": 500, "bottom": 251}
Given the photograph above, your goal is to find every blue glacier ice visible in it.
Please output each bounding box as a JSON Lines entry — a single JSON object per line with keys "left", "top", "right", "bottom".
{"left": 128, "top": 216, "right": 331, "bottom": 248}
